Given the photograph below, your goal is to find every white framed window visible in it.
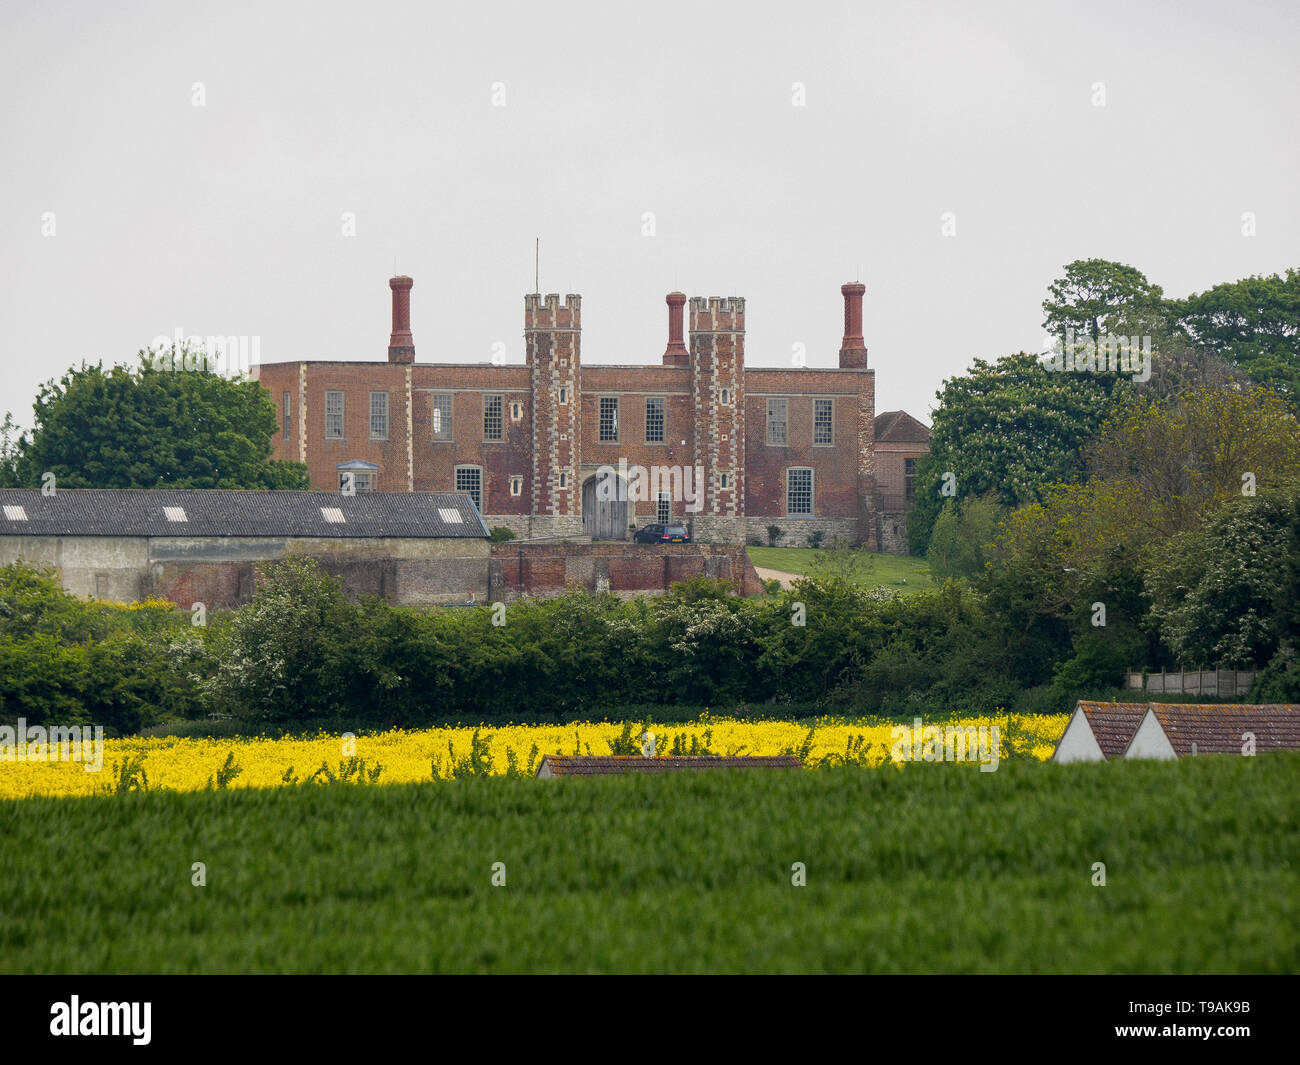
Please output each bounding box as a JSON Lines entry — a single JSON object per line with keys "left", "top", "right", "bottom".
{"left": 645, "top": 397, "right": 665, "bottom": 443}
{"left": 455, "top": 466, "right": 483, "bottom": 511}
{"left": 813, "top": 398, "right": 833, "bottom": 445}
{"left": 599, "top": 396, "right": 619, "bottom": 442}
{"left": 720, "top": 388, "right": 730, "bottom": 405}
{"left": 510, "top": 401, "right": 523, "bottom": 421}
{"left": 510, "top": 476, "right": 522, "bottom": 496}
{"left": 787, "top": 467, "right": 813, "bottom": 515}
{"left": 767, "top": 397, "right": 787, "bottom": 445}
{"left": 370, "top": 392, "right": 389, "bottom": 439}
{"left": 484, "top": 395, "right": 503, "bottom": 440}
{"left": 558, "top": 387, "right": 568, "bottom": 405}
{"left": 431, "top": 394, "right": 452, "bottom": 440}
{"left": 657, "top": 492, "right": 671, "bottom": 524}
{"left": 340, "top": 471, "right": 376, "bottom": 492}
{"left": 325, "top": 391, "right": 344, "bottom": 438}
{"left": 720, "top": 472, "right": 730, "bottom": 490}
{"left": 282, "top": 391, "right": 291, "bottom": 440}
{"left": 559, "top": 472, "right": 568, "bottom": 488}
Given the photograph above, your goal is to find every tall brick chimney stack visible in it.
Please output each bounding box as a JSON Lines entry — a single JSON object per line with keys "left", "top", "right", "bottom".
{"left": 663, "top": 291, "right": 689, "bottom": 366}
{"left": 839, "top": 282, "right": 867, "bottom": 369}
{"left": 388, "top": 276, "right": 415, "bottom": 364}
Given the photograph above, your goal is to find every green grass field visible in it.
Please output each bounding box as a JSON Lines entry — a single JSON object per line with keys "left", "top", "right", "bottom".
{"left": 747, "top": 546, "right": 933, "bottom": 591}
{"left": 2, "top": 754, "right": 1295, "bottom": 973}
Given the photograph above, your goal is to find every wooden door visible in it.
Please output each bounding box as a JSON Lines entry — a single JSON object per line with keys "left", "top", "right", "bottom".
{"left": 582, "top": 474, "right": 628, "bottom": 540}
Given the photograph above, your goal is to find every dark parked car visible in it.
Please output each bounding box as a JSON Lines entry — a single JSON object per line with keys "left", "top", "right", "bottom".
{"left": 632, "top": 523, "right": 690, "bottom": 544}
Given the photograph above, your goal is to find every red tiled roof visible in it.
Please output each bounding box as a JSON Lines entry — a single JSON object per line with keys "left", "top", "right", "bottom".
{"left": 537, "top": 755, "right": 802, "bottom": 777}
{"left": 1076, "top": 701, "right": 1150, "bottom": 759}
{"left": 874, "top": 410, "right": 931, "bottom": 444}
{"left": 1144, "top": 703, "right": 1300, "bottom": 756}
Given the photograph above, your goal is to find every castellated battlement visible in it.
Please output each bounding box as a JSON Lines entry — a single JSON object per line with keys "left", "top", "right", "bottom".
{"left": 524, "top": 293, "right": 582, "bottom": 331}
{"left": 688, "top": 296, "right": 746, "bottom": 333}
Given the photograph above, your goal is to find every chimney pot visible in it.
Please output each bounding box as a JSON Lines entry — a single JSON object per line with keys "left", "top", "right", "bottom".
{"left": 839, "top": 281, "right": 867, "bottom": 369}
{"left": 663, "top": 291, "right": 688, "bottom": 366}
{"left": 388, "top": 276, "right": 415, "bottom": 364}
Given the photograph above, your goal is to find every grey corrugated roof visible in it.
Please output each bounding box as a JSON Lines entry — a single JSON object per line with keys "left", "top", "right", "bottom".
{"left": 0, "top": 489, "right": 489, "bottom": 539}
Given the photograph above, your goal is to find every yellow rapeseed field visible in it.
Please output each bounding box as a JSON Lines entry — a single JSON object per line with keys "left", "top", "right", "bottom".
{"left": 0, "top": 714, "right": 1070, "bottom": 799}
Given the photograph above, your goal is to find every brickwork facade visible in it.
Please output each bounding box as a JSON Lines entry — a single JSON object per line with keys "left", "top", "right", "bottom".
{"left": 489, "top": 541, "right": 764, "bottom": 602}
{"left": 255, "top": 278, "right": 929, "bottom": 547}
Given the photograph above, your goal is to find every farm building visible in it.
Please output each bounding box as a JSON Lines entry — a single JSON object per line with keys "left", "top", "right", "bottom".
{"left": 1050, "top": 701, "right": 1150, "bottom": 763}
{"left": 1051, "top": 701, "right": 1300, "bottom": 762}
{"left": 0, "top": 488, "right": 490, "bottom": 608}
{"left": 1123, "top": 703, "right": 1300, "bottom": 759}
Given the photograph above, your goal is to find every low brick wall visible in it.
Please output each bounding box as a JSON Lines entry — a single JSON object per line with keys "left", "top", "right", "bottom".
{"left": 489, "top": 541, "right": 765, "bottom": 602}
{"left": 738, "top": 516, "right": 859, "bottom": 548}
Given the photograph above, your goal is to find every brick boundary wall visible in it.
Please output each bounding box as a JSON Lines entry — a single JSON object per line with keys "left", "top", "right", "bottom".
{"left": 489, "top": 541, "right": 765, "bottom": 602}
{"left": 737, "top": 516, "right": 858, "bottom": 547}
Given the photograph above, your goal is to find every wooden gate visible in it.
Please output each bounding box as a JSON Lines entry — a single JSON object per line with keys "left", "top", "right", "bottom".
{"left": 582, "top": 474, "right": 628, "bottom": 540}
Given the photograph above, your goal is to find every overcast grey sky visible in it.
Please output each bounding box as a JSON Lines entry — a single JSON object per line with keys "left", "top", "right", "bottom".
{"left": 2, "top": 0, "right": 1297, "bottom": 431}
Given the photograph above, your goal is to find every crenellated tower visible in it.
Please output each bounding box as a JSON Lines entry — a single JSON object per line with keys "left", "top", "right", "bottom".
{"left": 688, "top": 296, "right": 746, "bottom": 542}
{"left": 525, "top": 293, "right": 583, "bottom": 537}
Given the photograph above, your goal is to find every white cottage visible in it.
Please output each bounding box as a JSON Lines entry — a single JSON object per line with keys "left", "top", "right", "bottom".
{"left": 1051, "top": 702, "right": 1149, "bottom": 764}
{"left": 1122, "top": 704, "right": 1300, "bottom": 759}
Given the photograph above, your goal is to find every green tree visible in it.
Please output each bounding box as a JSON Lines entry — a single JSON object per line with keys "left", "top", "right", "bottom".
{"left": 907, "top": 352, "right": 1122, "bottom": 553}
{"left": 925, "top": 495, "right": 1004, "bottom": 580}
{"left": 1145, "top": 486, "right": 1300, "bottom": 668}
{"left": 0, "top": 413, "right": 21, "bottom": 488}
{"left": 1084, "top": 385, "right": 1300, "bottom": 545}
{"left": 10, "top": 346, "right": 308, "bottom": 489}
{"left": 1174, "top": 268, "right": 1300, "bottom": 404}
{"left": 989, "top": 386, "right": 1300, "bottom": 616}
{"left": 0, "top": 562, "right": 201, "bottom": 730}
{"left": 1042, "top": 259, "right": 1167, "bottom": 344}
{"left": 205, "top": 556, "right": 372, "bottom": 722}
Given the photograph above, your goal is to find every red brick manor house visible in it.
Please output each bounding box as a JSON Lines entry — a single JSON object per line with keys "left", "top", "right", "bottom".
{"left": 254, "top": 277, "right": 929, "bottom": 550}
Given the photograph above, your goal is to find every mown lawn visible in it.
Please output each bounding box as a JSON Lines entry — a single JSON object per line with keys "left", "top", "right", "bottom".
{"left": 1, "top": 753, "right": 1295, "bottom": 973}
{"left": 747, "top": 546, "right": 933, "bottom": 591}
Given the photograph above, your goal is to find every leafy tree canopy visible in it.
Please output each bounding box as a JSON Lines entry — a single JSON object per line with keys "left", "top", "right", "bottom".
{"left": 986, "top": 386, "right": 1300, "bottom": 637}
{"left": 1042, "top": 259, "right": 1167, "bottom": 343}
{"left": 925, "top": 495, "right": 1004, "bottom": 582}
{"left": 1145, "top": 485, "right": 1300, "bottom": 668}
{"left": 907, "top": 351, "right": 1124, "bottom": 553}
{"left": 8, "top": 346, "right": 308, "bottom": 490}
{"left": 1173, "top": 268, "right": 1300, "bottom": 404}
